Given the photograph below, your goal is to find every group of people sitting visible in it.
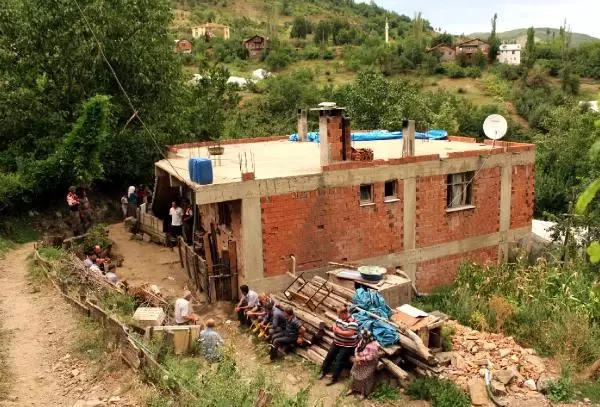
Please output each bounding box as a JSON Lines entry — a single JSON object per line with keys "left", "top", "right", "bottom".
{"left": 235, "top": 285, "right": 306, "bottom": 361}
{"left": 174, "top": 290, "right": 224, "bottom": 363}
{"left": 82, "top": 245, "right": 120, "bottom": 284}
{"left": 235, "top": 285, "right": 380, "bottom": 398}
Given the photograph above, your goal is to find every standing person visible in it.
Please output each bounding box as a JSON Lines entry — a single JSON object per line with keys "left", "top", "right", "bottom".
{"left": 66, "top": 186, "right": 81, "bottom": 236}
{"left": 137, "top": 184, "right": 146, "bottom": 207}
{"left": 269, "top": 307, "right": 305, "bottom": 361}
{"left": 319, "top": 305, "right": 359, "bottom": 386}
{"left": 174, "top": 290, "right": 200, "bottom": 325}
{"left": 127, "top": 186, "right": 137, "bottom": 218}
{"left": 235, "top": 285, "right": 259, "bottom": 326}
{"left": 120, "top": 194, "right": 128, "bottom": 219}
{"left": 146, "top": 185, "right": 153, "bottom": 206}
{"left": 347, "top": 330, "right": 379, "bottom": 399}
{"left": 169, "top": 201, "right": 184, "bottom": 239}
{"left": 182, "top": 201, "right": 194, "bottom": 243}
{"left": 79, "top": 188, "right": 92, "bottom": 233}
{"left": 199, "top": 319, "right": 224, "bottom": 362}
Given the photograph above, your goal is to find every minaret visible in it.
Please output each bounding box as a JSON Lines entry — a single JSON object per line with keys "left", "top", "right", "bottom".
{"left": 385, "top": 17, "right": 389, "bottom": 44}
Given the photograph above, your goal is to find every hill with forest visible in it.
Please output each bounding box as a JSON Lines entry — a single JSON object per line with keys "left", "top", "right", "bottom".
{"left": 469, "top": 27, "right": 598, "bottom": 47}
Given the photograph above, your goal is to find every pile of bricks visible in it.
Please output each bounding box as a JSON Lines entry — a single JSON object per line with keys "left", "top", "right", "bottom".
{"left": 350, "top": 147, "right": 374, "bottom": 161}
{"left": 436, "top": 321, "right": 556, "bottom": 405}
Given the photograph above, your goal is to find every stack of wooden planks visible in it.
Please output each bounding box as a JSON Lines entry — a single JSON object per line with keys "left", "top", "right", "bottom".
{"left": 278, "top": 274, "right": 443, "bottom": 384}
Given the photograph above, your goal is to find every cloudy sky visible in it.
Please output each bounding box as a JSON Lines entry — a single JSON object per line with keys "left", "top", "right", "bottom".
{"left": 364, "top": 0, "right": 600, "bottom": 38}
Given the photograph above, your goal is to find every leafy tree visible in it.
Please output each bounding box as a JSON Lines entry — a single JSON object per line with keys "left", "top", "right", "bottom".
{"left": 314, "top": 20, "right": 330, "bottom": 45}
{"left": 290, "top": 16, "right": 312, "bottom": 39}
{"left": 525, "top": 27, "right": 537, "bottom": 68}
{"left": 472, "top": 50, "right": 486, "bottom": 68}
{"left": 431, "top": 32, "right": 454, "bottom": 47}
{"left": 281, "top": 0, "right": 291, "bottom": 16}
{"left": 560, "top": 63, "right": 580, "bottom": 95}
{"left": 488, "top": 13, "right": 501, "bottom": 62}
{"left": 432, "top": 101, "right": 459, "bottom": 133}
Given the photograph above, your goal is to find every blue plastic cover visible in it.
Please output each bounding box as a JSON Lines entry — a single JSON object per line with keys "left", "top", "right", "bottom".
{"left": 350, "top": 287, "right": 400, "bottom": 347}
{"left": 288, "top": 129, "right": 448, "bottom": 142}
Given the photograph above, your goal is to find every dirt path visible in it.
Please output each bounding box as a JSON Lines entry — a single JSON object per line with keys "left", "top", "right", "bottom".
{"left": 0, "top": 245, "right": 147, "bottom": 406}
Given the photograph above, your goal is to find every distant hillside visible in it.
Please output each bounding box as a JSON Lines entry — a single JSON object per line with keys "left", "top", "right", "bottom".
{"left": 171, "top": 0, "right": 420, "bottom": 37}
{"left": 468, "top": 27, "right": 599, "bottom": 47}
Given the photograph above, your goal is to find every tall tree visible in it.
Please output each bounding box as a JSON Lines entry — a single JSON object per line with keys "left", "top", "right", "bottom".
{"left": 488, "top": 13, "right": 501, "bottom": 62}
{"left": 525, "top": 26, "right": 536, "bottom": 68}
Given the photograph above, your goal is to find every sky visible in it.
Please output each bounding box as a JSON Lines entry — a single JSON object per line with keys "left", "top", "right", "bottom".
{"left": 362, "top": 0, "right": 600, "bottom": 38}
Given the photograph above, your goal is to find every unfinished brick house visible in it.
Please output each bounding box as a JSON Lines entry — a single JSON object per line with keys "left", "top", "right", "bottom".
{"left": 153, "top": 106, "right": 535, "bottom": 296}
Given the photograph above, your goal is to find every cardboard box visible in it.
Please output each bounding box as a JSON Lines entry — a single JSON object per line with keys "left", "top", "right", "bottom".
{"left": 133, "top": 307, "right": 166, "bottom": 327}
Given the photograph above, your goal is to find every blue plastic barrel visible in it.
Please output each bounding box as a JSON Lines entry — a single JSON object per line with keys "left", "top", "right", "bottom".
{"left": 188, "top": 158, "right": 196, "bottom": 182}
{"left": 193, "top": 157, "right": 213, "bottom": 185}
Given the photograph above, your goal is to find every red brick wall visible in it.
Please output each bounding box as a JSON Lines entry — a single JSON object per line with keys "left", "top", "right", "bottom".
{"left": 416, "top": 246, "right": 498, "bottom": 292}
{"left": 261, "top": 183, "right": 403, "bottom": 276}
{"left": 511, "top": 164, "right": 535, "bottom": 229}
{"left": 325, "top": 115, "right": 352, "bottom": 162}
{"left": 415, "top": 168, "right": 501, "bottom": 247}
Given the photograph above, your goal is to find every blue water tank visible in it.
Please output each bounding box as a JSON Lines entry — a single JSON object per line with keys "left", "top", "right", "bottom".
{"left": 189, "top": 157, "right": 213, "bottom": 185}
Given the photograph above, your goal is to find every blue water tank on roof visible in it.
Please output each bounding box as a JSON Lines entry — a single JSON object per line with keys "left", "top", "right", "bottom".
{"left": 188, "top": 157, "right": 213, "bottom": 185}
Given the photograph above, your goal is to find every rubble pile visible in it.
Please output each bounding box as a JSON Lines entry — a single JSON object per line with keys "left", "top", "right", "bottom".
{"left": 438, "top": 321, "right": 557, "bottom": 404}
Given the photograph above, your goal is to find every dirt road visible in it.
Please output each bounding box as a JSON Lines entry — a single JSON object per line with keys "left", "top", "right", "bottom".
{"left": 0, "top": 245, "right": 146, "bottom": 406}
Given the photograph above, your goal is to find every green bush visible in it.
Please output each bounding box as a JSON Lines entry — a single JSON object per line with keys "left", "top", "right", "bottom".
{"left": 444, "top": 63, "right": 466, "bottom": 79}
{"left": 370, "top": 383, "right": 400, "bottom": 401}
{"left": 464, "top": 66, "right": 482, "bottom": 78}
{"left": 407, "top": 377, "right": 470, "bottom": 407}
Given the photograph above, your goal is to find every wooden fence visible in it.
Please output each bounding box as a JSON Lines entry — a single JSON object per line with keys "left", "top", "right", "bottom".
{"left": 177, "top": 237, "right": 238, "bottom": 304}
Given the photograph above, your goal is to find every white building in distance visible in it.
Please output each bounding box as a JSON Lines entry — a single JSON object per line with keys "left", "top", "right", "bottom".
{"left": 497, "top": 43, "right": 521, "bottom": 65}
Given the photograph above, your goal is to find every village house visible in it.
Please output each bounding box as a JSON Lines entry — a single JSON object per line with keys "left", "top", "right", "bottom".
{"left": 455, "top": 38, "right": 489, "bottom": 61}
{"left": 151, "top": 105, "right": 535, "bottom": 298}
{"left": 175, "top": 39, "right": 192, "bottom": 54}
{"left": 426, "top": 44, "right": 456, "bottom": 62}
{"left": 497, "top": 43, "right": 521, "bottom": 65}
{"left": 243, "top": 35, "right": 269, "bottom": 57}
{"left": 192, "top": 22, "right": 231, "bottom": 40}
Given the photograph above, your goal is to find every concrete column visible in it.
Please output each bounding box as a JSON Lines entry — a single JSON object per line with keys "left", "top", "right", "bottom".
{"left": 319, "top": 113, "right": 329, "bottom": 167}
{"left": 498, "top": 164, "right": 513, "bottom": 262}
{"left": 298, "top": 109, "right": 308, "bottom": 142}
{"left": 403, "top": 177, "right": 417, "bottom": 282}
{"left": 240, "top": 197, "right": 264, "bottom": 283}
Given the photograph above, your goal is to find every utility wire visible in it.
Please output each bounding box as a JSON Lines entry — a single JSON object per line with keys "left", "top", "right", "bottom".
{"left": 71, "top": 0, "right": 186, "bottom": 182}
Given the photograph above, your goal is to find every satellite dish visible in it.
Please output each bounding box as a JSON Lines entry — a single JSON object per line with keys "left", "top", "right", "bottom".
{"left": 483, "top": 114, "right": 508, "bottom": 140}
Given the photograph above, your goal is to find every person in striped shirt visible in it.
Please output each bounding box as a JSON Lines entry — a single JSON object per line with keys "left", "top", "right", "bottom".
{"left": 319, "top": 305, "right": 359, "bottom": 385}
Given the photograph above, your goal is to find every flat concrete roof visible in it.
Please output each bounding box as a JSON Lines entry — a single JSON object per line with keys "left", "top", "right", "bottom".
{"left": 156, "top": 138, "right": 494, "bottom": 187}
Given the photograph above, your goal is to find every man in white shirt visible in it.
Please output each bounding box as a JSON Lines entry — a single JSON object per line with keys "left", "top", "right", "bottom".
{"left": 235, "top": 285, "right": 259, "bottom": 327}
{"left": 169, "top": 201, "right": 184, "bottom": 238}
{"left": 175, "top": 290, "right": 200, "bottom": 325}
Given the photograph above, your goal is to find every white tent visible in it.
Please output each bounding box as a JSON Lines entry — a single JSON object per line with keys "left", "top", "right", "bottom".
{"left": 252, "top": 68, "right": 270, "bottom": 80}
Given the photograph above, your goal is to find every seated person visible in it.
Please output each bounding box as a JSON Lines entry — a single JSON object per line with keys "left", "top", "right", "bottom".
{"left": 247, "top": 294, "right": 273, "bottom": 328}
{"left": 235, "top": 285, "right": 259, "bottom": 327}
{"left": 104, "top": 265, "right": 119, "bottom": 284}
{"left": 83, "top": 255, "right": 93, "bottom": 268}
{"left": 89, "top": 257, "right": 103, "bottom": 275}
{"left": 175, "top": 290, "right": 200, "bottom": 325}
{"left": 199, "top": 319, "right": 224, "bottom": 362}
{"left": 269, "top": 307, "right": 306, "bottom": 361}
{"left": 269, "top": 304, "right": 287, "bottom": 338}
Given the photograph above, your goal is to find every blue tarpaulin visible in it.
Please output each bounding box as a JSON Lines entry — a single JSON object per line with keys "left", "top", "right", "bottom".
{"left": 350, "top": 287, "right": 400, "bottom": 347}
{"left": 288, "top": 129, "right": 448, "bottom": 142}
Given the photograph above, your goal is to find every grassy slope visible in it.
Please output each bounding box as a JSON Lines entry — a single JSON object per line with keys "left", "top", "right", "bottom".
{"left": 469, "top": 27, "right": 599, "bottom": 46}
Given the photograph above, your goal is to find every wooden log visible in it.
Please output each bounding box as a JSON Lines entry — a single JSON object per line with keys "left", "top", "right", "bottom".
{"left": 381, "top": 358, "right": 409, "bottom": 381}
{"left": 312, "top": 276, "right": 355, "bottom": 302}
{"left": 403, "top": 354, "right": 443, "bottom": 374}
{"left": 295, "top": 348, "right": 324, "bottom": 365}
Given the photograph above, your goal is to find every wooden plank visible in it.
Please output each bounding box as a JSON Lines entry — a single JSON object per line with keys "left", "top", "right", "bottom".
{"left": 203, "top": 234, "right": 216, "bottom": 302}
{"left": 228, "top": 240, "right": 239, "bottom": 302}
{"left": 178, "top": 237, "right": 185, "bottom": 268}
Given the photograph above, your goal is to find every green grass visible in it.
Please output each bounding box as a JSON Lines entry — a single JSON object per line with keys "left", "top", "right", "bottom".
{"left": 406, "top": 377, "right": 470, "bottom": 407}
{"left": 572, "top": 379, "right": 600, "bottom": 403}
{"left": 370, "top": 383, "right": 401, "bottom": 401}
{"left": 74, "top": 318, "right": 113, "bottom": 361}
{"left": 0, "top": 218, "right": 39, "bottom": 259}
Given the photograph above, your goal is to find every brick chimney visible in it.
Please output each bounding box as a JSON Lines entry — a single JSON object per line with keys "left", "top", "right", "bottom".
{"left": 313, "top": 103, "right": 351, "bottom": 168}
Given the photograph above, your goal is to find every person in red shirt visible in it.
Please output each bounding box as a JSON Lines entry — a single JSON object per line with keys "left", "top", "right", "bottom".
{"left": 319, "top": 305, "right": 359, "bottom": 385}
{"left": 66, "top": 186, "right": 81, "bottom": 236}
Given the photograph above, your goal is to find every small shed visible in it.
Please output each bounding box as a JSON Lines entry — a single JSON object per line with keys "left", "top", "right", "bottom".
{"left": 176, "top": 39, "right": 192, "bottom": 54}
{"left": 243, "top": 35, "right": 269, "bottom": 57}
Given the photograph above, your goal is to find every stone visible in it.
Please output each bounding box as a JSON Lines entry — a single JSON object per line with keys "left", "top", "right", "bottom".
{"left": 71, "top": 369, "right": 80, "bottom": 378}
{"left": 524, "top": 355, "right": 545, "bottom": 373}
{"left": 468, "top": 378, "right": 488, "bottom": 406}
{"left": 510, "top": 355, "right": 519, "bottom": 362}
{"left": 498, "top": 348, "right": 511, "bottom": 358}
{"left": 479, "top": 368, "right": 486, "bottom": 377}
{"left": 108, "top": 396, "right": 121, "bottom": 404}
{"left": 475, "top": 358, "right": 490, "bottom": 366}
{"left": 524, "top": 379, "right": 537, "bottom": 391}
{"left": 483, "top": 342, "right": 497, "bottom": 351}
{"left": 27, "top": 286, "right": 40, "bottom": 294}
{"left": 491, "top": 380, "right": 507, "bottom": 396}
{"left": 8, "top": 395, "right": 18, "bottom": 402}
{"left": 465, "top": 341, "right": 475, "bottom": 351}
{"left": 471, "top": 346, "right": 479, "bottom": 354}
{"left": 436, "top": 351, "right": 458, "bottom": 365}
{"left": 494, "top": 369, "right": 516, "bottom": 385}
{"left": 584, "top": 398, "right": 591, "bottom": 403}
{"left": 536, "top": 374, "right": 555, "bottom": 394}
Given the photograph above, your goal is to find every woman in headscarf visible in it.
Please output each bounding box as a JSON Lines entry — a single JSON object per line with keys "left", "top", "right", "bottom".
{"left": 347, "top": 329, "right": 379, "bottom": 399}
{"left": 127, "top": 186, "right": 137, "bottom": 218}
